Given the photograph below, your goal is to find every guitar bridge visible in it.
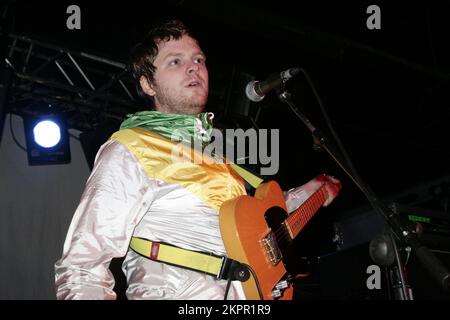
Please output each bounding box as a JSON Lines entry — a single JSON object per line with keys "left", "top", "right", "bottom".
{"left": 261, "top": 231, "right": 282, "bottom": 265}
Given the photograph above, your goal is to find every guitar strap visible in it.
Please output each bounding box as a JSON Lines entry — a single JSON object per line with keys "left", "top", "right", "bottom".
{"left": 229, "top": 163, "right": 264, "bottom": 190}
{"left": 129, "top": 237, "right": 248, "bottom": 282}
{"left": 128, "top": 166, "right": 260, "bottom": 281}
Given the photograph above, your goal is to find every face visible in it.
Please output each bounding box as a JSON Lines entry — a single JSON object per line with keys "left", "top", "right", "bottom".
{"left": 140, "top": 35, "right": 209, "bottom": 114}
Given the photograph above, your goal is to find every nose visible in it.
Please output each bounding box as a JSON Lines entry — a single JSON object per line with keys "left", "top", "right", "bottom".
{"left": 187, "top": 62, "right": 199, "bottom": 75}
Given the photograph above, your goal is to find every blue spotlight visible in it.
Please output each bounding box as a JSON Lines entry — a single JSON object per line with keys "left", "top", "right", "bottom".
{"left": 24, "top": 114, "right": 71, "bottom": 165}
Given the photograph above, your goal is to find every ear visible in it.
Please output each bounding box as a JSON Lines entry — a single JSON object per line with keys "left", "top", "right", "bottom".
{"left": 139, "top": 76, "right": 156, "bottom": 97}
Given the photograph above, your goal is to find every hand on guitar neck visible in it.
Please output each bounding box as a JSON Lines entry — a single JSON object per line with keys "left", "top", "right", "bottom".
{"left": 314, "top": 174, "right": 341, "bottom": 206}
{"left": 285, "top": 174, "right": 341, "bottom": 212}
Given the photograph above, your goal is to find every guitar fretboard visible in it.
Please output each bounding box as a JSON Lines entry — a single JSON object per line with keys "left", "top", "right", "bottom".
{"left": 284, "top": 184, "right": 328, "bottom": 239}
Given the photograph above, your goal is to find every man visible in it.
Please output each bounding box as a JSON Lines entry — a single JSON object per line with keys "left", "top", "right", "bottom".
{"left": 55, "top": 19, "right": 340, "bottom": 300}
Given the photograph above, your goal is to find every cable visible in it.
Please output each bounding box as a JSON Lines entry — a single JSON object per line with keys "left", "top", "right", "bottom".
{"left": 9, "top": 113, "right": 26, "bottom": 152}
{"left": 223, "top": 277, "right": 232, "bottom": 300}
{"left": 222, "top": 263, "right": 264, "bottom": 300}
{"left": 298, "top": 68, "right": 361, "bottom": 183}
{"left": 242, "top": 263, "right": 264, "bottom": 300}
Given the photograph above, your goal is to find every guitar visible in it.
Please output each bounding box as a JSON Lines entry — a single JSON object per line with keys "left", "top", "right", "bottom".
{"left": 219, "top": 175, "right": 341, "bottom": 300}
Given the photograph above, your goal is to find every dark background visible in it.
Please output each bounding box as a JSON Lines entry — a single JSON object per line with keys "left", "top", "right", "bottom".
{"left": 8, "top": 0, "right": 449, "bottom": 208}
{"left": 2, "top": 0, "right": 450, "bottom": 299}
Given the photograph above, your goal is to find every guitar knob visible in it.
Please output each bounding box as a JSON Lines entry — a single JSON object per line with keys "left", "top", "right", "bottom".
{"left": 271, "top": 289, "right": 282, "bottom": 298}
{"left": 275, "top": 280, "right": 289, "bottom": 290}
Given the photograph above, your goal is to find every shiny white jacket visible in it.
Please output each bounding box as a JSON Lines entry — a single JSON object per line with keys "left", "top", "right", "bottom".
{"left": 55, "top": 130, "right": 321, "bottom": 300}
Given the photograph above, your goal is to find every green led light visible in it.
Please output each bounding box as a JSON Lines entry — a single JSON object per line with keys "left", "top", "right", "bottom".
{"left": 408, "top": 215, "right": 431, "bottom": 224}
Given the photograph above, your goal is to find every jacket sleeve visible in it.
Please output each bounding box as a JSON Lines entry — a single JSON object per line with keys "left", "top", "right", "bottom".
{"left": 54, "top": 140, "right": 155, "bottom": 300}
{"left": 284, "top": 175, "right": 341, "bottom": 213}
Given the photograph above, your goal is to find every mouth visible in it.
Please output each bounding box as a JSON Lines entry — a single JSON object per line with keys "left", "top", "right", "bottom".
{"left": 185, "top": 79, "right": 203, "bottom": 88}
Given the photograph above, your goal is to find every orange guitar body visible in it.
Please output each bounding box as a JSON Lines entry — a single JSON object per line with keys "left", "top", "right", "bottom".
{"left": 220, "top": 176, "right": 341, "bottom": 300}
{"left": 219, "top": 181, "right": 293, "bottom": 300}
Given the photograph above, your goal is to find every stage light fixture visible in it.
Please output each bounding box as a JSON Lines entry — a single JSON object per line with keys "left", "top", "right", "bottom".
{"left": 24, "top": 114, "right": 71, "bottom": 166}
{"left": 33, "top": 120, "right": 62, "bottom": 148}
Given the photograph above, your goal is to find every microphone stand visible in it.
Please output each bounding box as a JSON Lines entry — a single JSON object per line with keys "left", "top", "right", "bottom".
{"left": 277, "top": 89, "right": 450, "bottom": 299}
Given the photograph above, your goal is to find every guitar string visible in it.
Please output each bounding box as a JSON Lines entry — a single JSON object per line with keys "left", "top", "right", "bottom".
{"left": 272, "top": 204, "right": 320, "bottom": 243}
{"left": 272, "top": 191, "right": 322, "bottom": 241}
{"left": 277, "top": 187, "right": 324, "bottom": 237}
{"left": 271, "top": 187, "right": 327, "bottom": 243}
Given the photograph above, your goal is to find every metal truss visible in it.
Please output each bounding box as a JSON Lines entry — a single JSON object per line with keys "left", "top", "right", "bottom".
{"left": 4, "top": 33, "right": 145, "bottom": 130}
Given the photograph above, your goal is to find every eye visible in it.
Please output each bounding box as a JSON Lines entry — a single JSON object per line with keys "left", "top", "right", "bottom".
{"left": 194, "top": 57, "right": 205, "bottom": 64}
{"left": 169, "top": 58, "right": 181, "bottom": 66}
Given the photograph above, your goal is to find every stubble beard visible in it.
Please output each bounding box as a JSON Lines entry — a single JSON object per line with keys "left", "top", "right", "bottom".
{"left": 153, "top": 84, "right": 208, "bottom": 115}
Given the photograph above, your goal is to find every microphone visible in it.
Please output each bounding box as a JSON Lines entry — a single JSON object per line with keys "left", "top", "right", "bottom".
{"left": 245, "top": 67, "right": 301, "bottom": 102}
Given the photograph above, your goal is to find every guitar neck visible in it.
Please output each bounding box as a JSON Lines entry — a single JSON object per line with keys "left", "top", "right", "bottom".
{"left": 284, "top": 184, "right": 328, "bottom": 239}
